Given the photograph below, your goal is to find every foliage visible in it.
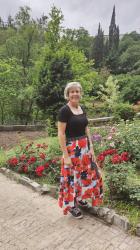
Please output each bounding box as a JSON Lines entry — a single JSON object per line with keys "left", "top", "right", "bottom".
{"left": 93, "top": 23, "right": 104, "bottom": 68}
{"left": 113, "top": 102, "right": 135, "bottom": 121}
{"left": 91, "top": 120, "right": 140, "bottom": 204}
{"left": 104, "top": 199, "right": 140, "bottom": 233}
{"left": 114, "top": 120, "right": 140, "bottom": 161}
{"left": 118, "top": 32, "right": 140, "bottom": 74}
{"left": 109, "top": 6, "right": 119, "bottom": 51}
{"left": 0, "top": 5, "right": 140, "bottom": 125}
{"left": 105, "top": 161, "right": 135, "bottom": 199}
{"left": 116, "top": 74, "right": 140, "bottom": 104}
{"left": 0, "top": 58, "right": 22, "bottom": 124}
{"left": 0, "top": 148, "right": 7, "bottom": 166}
{"left": 36, "top": 47, "right": 73, "bottom": 122}
{"left": 6, "top": 141, "right": 61, "bottom": 183}
{"left": 98, "top": 75, "right": 120, "bottom": 114}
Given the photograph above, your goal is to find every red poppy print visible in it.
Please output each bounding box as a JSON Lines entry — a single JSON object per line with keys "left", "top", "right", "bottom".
{"left": 58, "top": 136, "right": 103, "bottom": 215}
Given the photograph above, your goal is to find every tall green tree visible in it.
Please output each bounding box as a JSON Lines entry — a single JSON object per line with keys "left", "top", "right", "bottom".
{"left": 118, "top": 32, "right": 140, "bottom": 74}
{"left": 93, "top": 23, "right": 104, "bottom": 68}
{"left": 106, "top": 6, "right": 120, "bottom": 73}
{"left": 109, "top": 6, "right": 119, "bottom": 50}
{"left": 36, "top": 50, "right": 73, "bottom": 122}
{"left": 45, "top": 6, "right": 64, "bottom": 50}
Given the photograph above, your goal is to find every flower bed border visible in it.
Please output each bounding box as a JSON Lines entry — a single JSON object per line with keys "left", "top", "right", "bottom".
{"left": 0, "top": 167, "right": 140, "bottom": 237}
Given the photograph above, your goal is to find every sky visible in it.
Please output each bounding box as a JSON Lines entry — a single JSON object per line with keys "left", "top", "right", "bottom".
{"left": 0, "top": 0, "right": 140, "bottom": 35}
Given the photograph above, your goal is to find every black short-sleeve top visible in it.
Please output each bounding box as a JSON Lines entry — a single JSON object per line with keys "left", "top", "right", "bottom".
{"left": 58, "top": 104, "right": 88, "bottom": 138}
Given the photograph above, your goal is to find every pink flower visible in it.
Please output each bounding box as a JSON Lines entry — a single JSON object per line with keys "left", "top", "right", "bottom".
{"left": 107, "top": 135, "right": 112, "bottom": 140}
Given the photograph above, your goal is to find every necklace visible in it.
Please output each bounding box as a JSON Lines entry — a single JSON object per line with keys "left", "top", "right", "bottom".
{"left": 68, "top": 103, "right": 82, "bottom": 115}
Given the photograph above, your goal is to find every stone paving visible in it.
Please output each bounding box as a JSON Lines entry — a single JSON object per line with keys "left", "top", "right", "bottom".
{"left": 0, "top": 173, "right": 140, "bottom": 250}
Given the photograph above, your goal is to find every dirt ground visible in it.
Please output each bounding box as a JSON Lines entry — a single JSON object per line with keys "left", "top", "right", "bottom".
{"left": 0, "top": 131, "right": 47, "bottom": 150}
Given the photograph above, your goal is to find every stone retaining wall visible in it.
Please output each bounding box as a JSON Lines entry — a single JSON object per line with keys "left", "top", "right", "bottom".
{"left": 0, "top": 125, "right": 46, "bottom": 131}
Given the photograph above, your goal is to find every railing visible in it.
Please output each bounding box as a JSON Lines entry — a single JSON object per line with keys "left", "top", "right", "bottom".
{"left": 88, "top": 116, "right": 114, "bottom": 126}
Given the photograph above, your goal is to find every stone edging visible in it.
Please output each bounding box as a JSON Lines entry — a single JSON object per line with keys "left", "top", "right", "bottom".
{"left": 0, "top": 125, "right": 46, "bottom": 131}
{"left": 0, "top": 167, "right": 140, "bottom": 237}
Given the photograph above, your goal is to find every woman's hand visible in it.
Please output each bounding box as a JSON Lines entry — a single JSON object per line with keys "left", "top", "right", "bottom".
{"left": 64, "top": 155, "right": 72, "bottom": 166}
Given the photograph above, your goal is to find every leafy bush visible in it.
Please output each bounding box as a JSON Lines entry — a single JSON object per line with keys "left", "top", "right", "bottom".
{"left": 91, "top": 121, "right": 140, "bottom": 204}
{"left": 113, "top": 102, "right": 135, "bottom": 121}
{"left": 129, "top": 186, "right": 140, "bottom": 204}
{"left": 6, "top": 141, "right": 61, "bottom": 183}
{"left": 114, "top": 119, "right": 140, "bottom": 161}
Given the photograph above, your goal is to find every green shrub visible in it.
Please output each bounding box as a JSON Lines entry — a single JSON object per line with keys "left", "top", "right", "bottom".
{"left": 46, "top": 137, "right": 61, "bottom": 157}
{"left": 6, "top": 141, "right": 61, "bottom": 183}
{"left": 129, "top": 186, "right": 140, "bottom": 205}
{"left": 113, "top": 102, "right": 135, "bottom": 121}
{"left": 104, "top": 160, "right": 135, "bottom": 200}
{"left": 114, "top": 119, "right": 140, "bottom": 161}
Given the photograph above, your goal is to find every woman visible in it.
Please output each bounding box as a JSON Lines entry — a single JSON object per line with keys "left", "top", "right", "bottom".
{"left": 58, "top": 82, "right": 103, "bottom": 219}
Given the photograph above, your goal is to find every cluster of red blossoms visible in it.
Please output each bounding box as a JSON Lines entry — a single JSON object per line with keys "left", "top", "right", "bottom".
{"left": 7, "top": 142, "right": 60, "bottom": 177}
{"left": 8, "top": 157, "right": 18, "bottom": 166}
{"left": 97, "top": 148, "right": 130, "bottom": 166}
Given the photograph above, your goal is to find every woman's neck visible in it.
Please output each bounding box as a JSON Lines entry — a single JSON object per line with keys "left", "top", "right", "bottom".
{"left": 68, "top": 101, "right": 79, "bottom": 109}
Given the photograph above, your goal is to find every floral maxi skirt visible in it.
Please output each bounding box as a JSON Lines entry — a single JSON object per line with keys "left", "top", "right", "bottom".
{"left": 58, "top": 136, "right": 103, "bottom": 215}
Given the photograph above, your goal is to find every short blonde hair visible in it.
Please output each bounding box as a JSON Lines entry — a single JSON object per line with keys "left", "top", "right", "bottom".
{"left": 64, "top": 82, "right": 83, "bottom": 100}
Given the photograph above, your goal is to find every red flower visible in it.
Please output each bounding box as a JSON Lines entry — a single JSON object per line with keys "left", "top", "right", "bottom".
{"left": 103, "top": 149, "right": 117, "bottom": 156}
{"left": 35, "top": 166, "right": 45, "bottom": 177}
{"left": 78, "top": 138, "right": 87, "bottom": 148}
{"left": 97, "top": 154, "right": 105, "bottom": 162}
{"left": 20, "top": 154, "right": 26, "bottom": 161}
{"left": 111, "top": 154, "right": 122, "bottom": 164}
{"left": 8, "top": 157, "right": 18, "bottom": 166}
{"left": 28, "top": 156, "right": 36, "bottom": 164}
{"left": 37, "top": 144, "right": 41, "bottom": 148}
{"left": 23, "top": 165, "right": 28, "bottom": 173}
{"left": 44, "top": 162, "right": 49, "bottom": 168}
{"left": 121, "top": 152, "right": 129, "bottom": 162}
{"left": 52, "top": 159, "right": 58, "bottom": 164}
{"left": 39, "top": 152, "right": 46, "bottom": 159}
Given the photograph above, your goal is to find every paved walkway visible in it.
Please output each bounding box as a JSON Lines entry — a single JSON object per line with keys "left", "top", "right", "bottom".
{"left": 0, "top": 174, "right": 140, "bottom": 250}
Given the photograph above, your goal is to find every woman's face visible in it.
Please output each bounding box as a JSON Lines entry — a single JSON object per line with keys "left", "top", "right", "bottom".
{"left": 68, "top": 87, "right": 81, "bottom": 104}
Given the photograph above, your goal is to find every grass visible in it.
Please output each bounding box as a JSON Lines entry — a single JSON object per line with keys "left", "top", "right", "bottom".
{"left": 104, "top": 198, "right": 140, "bottom": 233}
{"left": 0, "top": 147, "right": 8, "bottom": 166}
{"left": 101, "top": 169, "right": 140, "bottom": 233}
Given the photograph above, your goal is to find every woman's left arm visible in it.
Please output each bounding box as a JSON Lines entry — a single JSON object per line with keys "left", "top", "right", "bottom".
{"left": 85, "top": 126, "right": 97, "bottom": 162}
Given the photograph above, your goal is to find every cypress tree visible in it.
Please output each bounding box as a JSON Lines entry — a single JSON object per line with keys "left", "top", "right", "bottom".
{"left": 94, "top": 23, "right": 104, "bottom": 68}
{"left": 109, "top": 6, "right": 119, "bottom": 50}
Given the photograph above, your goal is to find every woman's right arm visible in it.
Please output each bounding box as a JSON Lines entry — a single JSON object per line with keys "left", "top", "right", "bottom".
{"left": 58, "top": 121, "right": 72, "bottom": 165}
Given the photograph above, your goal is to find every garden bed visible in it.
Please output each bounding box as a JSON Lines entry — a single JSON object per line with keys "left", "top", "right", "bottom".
{"left": 0, "top": 120, "right": 140, "bottom": 234}
{"left": 0, "top": 131, "right": 47, "bottom": 150}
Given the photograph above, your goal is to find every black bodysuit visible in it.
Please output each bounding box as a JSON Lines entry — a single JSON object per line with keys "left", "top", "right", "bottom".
{"left": 58, "top": 105, "right": 88, "bottom": 138}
